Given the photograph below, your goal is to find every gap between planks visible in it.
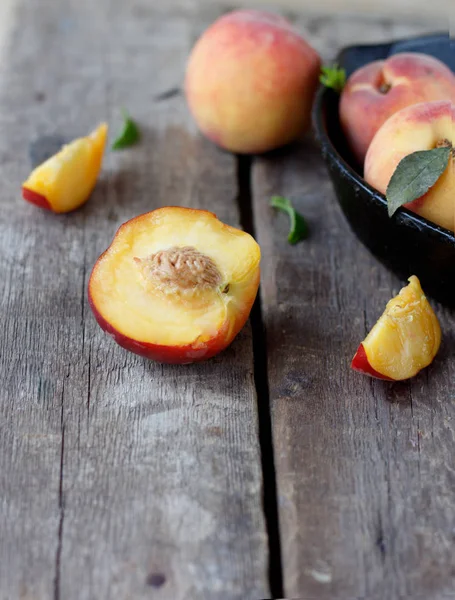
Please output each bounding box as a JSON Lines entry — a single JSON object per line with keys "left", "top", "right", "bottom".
{"left": 235, "top": 155, "right": 284, "bottom": 599}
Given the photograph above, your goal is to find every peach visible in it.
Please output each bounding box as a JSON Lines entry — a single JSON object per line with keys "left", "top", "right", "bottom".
{"left": 88, "top": 207, "right": 261, "bottom": 364}
{"left": 364, "top": 100, "right": 454, "bottom": 232}
{"left": 351, "top": 276, "right": 441, "bottom": 381}
{"left": 184, "top": 9, "right": 321, "bottom": 154}
{"left": 340, "top": 53, "right": 455, "bottom": 163}
{"left": 22, "top": 123, "right": 108, "bottom": 213}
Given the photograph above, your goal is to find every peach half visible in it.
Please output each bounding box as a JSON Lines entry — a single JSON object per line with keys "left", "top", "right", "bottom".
{"left": 340, "top": 52, "right": 455, "bottom": 163}
{"left": 88, "top": 207, "right": 261, "bottom": 364}
{"left": 364, "top": 100, "right": 454, "bottom": 232}
{"left": 22, "top": 123, "right": 108, "bottom": 213}
{"left": 351, "top": 276, "right": 441, "bottom": 381}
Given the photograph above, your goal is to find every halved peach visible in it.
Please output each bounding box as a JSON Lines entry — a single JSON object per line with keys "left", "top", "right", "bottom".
{"left": 88, "top": 207, "right": 261, "bottom": 364}
{"left": 351, "top": 276, "right": 441, "bottom": 381}
{"left": 22, "top": 123, "right": 108, "bottom": 213}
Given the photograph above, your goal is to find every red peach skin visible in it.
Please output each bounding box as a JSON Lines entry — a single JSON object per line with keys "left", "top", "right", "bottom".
{"left": 88, "top": 298, "right": 237, "bottom": 364}
{"left": 351, "top": 344, "right": 394, "bottom": 381}
{"left": 22, "top": 187, "right": 52, "bottom": 211}
{"left": 185, "top": 9, "right": 321, "bottom": 154}
{"left": 340, "top": 53, "right": 455, "bottom": 163}
{"left": 364, "top": 100, "right": 454, "bottom": 232}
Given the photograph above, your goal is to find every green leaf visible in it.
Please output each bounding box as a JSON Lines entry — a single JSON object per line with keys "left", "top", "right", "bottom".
{"left": 386, "top": 146, "right": 451, "bottom": 217}
{"left": 111, "top": 109, "right": 140, "bottom": 150}
{"left": 319, "top": 64, "right": 347, "bottom": 93}
{"left": 270, "top": 196, "right": 308, "bottom": 245}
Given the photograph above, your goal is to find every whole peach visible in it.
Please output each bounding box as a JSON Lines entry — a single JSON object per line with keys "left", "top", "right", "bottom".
{"left": 364, "top": 100, "right": 454, "bottom": 232}
{"left": 340, "top": 53, "right": 455, "bottom": 164}
{"left": 185, "top": 10, "right": 321, "bottom": 154}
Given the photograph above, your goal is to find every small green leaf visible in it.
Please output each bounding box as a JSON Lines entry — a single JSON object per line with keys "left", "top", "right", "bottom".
{"left": 319, "top": 64, "right": 347, "bottom": 93}
{"left": 270, "top": 196, "right": 308, "bottom": 245}
{"left": 112, "top": 109, "right": 140, "bottom": 150}
{"left": 386, "top": 147, "right": 451, "bottom": 217}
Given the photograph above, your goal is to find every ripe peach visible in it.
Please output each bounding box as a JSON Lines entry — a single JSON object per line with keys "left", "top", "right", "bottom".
{"left": 351, "top": 276, "right": 441, "bottom": 381}
{"left": 88, "top": 207, "right": 261, "bottom": 364}
{"left": 185, "top": 9, "right": 321, "bottom": 154}
{"left": 340, "top": 53, "right": 455, "bottom": 163}
{"left": 22, "top": 123, "right": 108, "bottom": 213}
{"left": 364, "top": 100, "right": 454, "bottom": 232}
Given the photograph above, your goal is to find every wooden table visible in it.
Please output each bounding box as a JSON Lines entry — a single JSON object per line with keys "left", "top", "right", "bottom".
{"left": 0, "top": 2, "right": 453, "bottom": 599}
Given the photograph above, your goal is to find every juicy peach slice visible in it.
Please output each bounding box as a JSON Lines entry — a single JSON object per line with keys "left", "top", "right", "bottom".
{"left": 22, "top": 123, "right": 108, "bottom": 213}
{"left": 88, "top": 207, "right": 261, "bottom": 364}
{"left": 351, "top": 276, "right": 441, "bottom": 381}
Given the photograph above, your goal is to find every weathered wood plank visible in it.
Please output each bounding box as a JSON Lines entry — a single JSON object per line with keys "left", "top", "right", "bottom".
{"left": 0, "top": 1, "right": 269, "bottom": 599}
{"left": 198, "top": 0, "right": 452, "bottom": 21}
{"left": 252, "top": 15, "right": 455, "bottom": 600}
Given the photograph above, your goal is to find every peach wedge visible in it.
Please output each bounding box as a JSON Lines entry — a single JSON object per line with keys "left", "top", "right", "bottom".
{"left": 22, "top": 123, "right": 108, "bottom": 213}
{"left": 351, "top": 276, "right": 441, "bottom": 381}
{"left": 88, "top": 207, "right": 261, "bottom": 364}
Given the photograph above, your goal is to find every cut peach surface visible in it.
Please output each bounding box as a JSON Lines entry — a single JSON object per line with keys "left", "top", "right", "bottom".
{"left": 22, "top": 123, "right": 108, "bottom": 213}
{"left": 351, "top": 276, "right": 441, "bottom": 381}
{"left": 88, "top": 207, "right": 261, "bottom": 364}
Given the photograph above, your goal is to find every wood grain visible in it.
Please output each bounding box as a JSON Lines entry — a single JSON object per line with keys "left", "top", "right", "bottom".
{"left": 252, "top": 15, "right": 455, "bottom": 600}
{"left": 217, "top": 0, "right": 450, "bottom": 22}
{"left": 0, "top": 1, "right": 269, "bottom": 599}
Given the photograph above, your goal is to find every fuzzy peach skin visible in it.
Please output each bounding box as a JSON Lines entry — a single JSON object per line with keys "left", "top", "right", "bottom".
{"left": 185, "top": 9, "right": 321, "bottom": 154}
{"left": 351, "top": 276, "right": 441, "bottom": 381}
{"left": 340, "top": 53, "right": 455, "bottom": 163}
{"left": 88, "top": 207, "right": 261, "bottom": 364}
{"left": 364, "top": 100, "right": 454, "bottom": 232}
{"left": 22, "top": 123, "right": 108, "bottom": 213}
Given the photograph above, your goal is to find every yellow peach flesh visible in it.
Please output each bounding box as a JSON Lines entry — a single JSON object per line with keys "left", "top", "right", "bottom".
{"left": 89, "top": 208, "right": 261, "bottom": 348}
{"left": 23, "top": 123, "right": 107, "bottom": 213}
{"left": 363, "top": 276, "right": 441, "bottom": 380}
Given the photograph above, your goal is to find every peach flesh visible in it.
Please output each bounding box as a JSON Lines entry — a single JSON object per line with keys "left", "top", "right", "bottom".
{"left": 22, "top": 123, "right": 108, "bottom": 213}
{"left": 351, "top": 276, "right": 441, "bottom": 381}
{"left": 88, "top": 207, "right": 261, "bottom": 364}
{"left": 351, "top": 344, "right": 394, "bottom": 381}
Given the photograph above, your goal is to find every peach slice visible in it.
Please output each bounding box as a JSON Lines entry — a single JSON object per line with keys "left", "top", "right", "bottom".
{"left": 351, "top": 276, "right": 441, "bottom": 381}
{"left": 88, "top": 207, "right": 261, "bottom": 364}
{"left": 22, "top": 123, "right": 108, "bottom": 213}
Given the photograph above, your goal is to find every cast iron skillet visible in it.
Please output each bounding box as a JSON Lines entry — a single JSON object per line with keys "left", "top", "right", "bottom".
{"left": 312, "top": 33, "right": 455, "bottom": 307}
